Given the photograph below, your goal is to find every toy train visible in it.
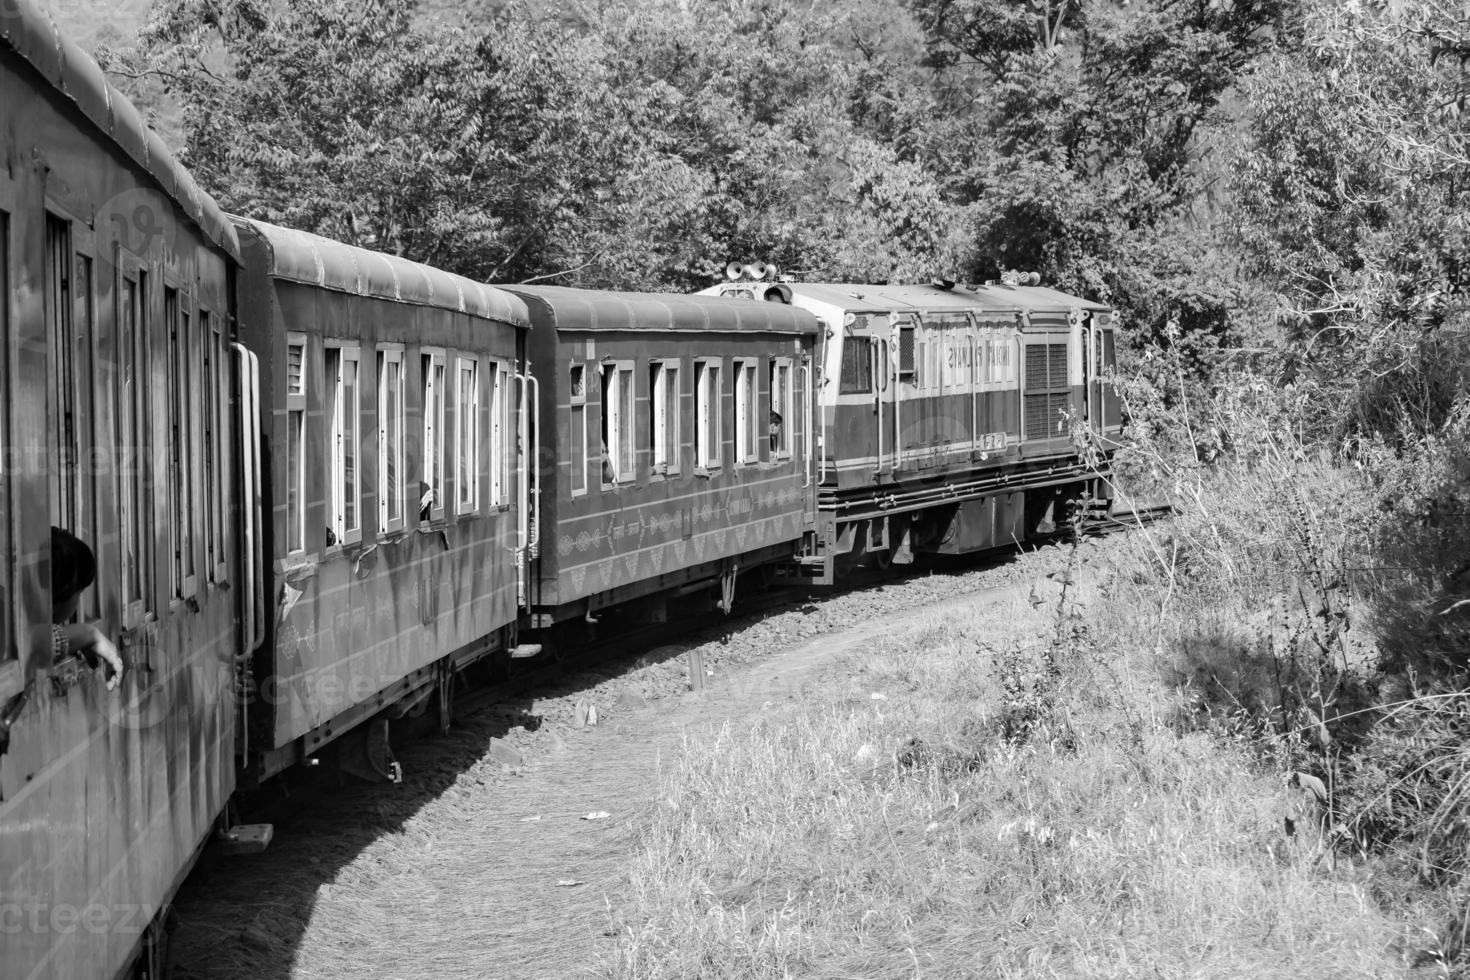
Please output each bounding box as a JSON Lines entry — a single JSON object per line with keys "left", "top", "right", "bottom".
{"left": 0, "top": 3, "right": 1117, "bottom": 978}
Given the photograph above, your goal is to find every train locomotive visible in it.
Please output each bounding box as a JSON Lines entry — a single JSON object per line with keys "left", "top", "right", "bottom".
{"left": 702, "top": 270, "right": 1120, "bottom": 581}
{"left": 0, "top": 2, "right": 1118, "bottom": 978}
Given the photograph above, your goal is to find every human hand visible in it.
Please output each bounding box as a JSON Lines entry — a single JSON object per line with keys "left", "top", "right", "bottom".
{"left": 88, "top": 629, "right": 124, "bottom": 691}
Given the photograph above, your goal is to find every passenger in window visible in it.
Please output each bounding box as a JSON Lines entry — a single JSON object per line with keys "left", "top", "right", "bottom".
{"left": 419, "top": 481, "right": 437, "bottom": 521}
{"left": 50, "top": 527, "right": 123, "bottom": 690}
{"left": 601, "top": 439, "right": 616, "bottom": 486}
{"left": 769, "top": 411, "right": 783, "bottom": 452}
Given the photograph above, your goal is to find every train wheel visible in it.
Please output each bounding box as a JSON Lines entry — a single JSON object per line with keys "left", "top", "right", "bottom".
{"left": 868, "top": 549, "right": 893, "bottom": 572}
{"left": 833, "top": 552, "right": 859, "bottom": 579}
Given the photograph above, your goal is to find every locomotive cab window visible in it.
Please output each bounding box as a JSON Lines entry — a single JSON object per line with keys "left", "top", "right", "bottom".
{"left": 325, "top": 342, "right": 363, "bottom": 546}
{"left": 770, "top": 358, "right": 793, "bottom": 458}
{"left": 454, "top": 355, "right": 479, "bottom": 515}
{"left": 421, "top": 349, "right": 447, "bottom": 522}
{"left": 839, "top": 336, "right": 872, "bottom": 394}
{"left": 378, "top": 345, "right": 406, "bottom": 533}
{"left": 286, "top": 335, "right": 307, "bottom": 554}
{"left": 734, "top": 358, "right": 759, "bottom": 466}
{"left": 650, "top": 359, "right": 680, "bottom": 477}
{"left": 568, "top": 363, "right": 587, "bottom": 496}
{"left": 694, "top": 358, "right": 722, "bottom": 471}
{"left": 600, "top": 361, "right": 635, "bottom": 486}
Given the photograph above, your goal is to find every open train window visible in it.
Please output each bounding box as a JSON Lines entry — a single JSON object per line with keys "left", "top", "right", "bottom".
{"left": 734, "top": 358, "right": 759, "bottom": 465}
{"left": 165, "top": 286, "right": 198, "bottom": 599}
{"left": 839, "top": 337, "right": 872, "bottom": 394}
{"left": 0, "top": 209, "right": 10, "bottom": 660}
{"left": 488, "top": 361, "right": 507, "bottom": 507}
{"left": 422, "top": 349, "right": 447, "bottom": 521}
{"left": 117, "top": 259, "right": 151, "bottom": 625}
{"left": 285, "top": 335, "right": 307, "bottom": 554}
{"left": 203, "top": 312, "right": 227, "bottom": 580}
{"left": 325, "top": 342, "right": 363, "bottom": 545}
{"left": 378, "top": 345, "right": 406, "bottom": 533}
{"left": 601, "top": 361, "right": 635, "bottom": 486}
{"left": 694, "top": 358, "right": 722, "bottom": 471}
{"left": 569, "top": 363, "right": 587, "bottom": 496}
{"left": 770, "top": 358, "right": 793, "bottom": 458}
{"left": 454, "top": 356, "right": 479, "bottom": 515}
{"left": 650, "top": 359, "right": 680, "bottom": 477}
{"left": 46, "top": 214, "right": 101, "bottom": 611}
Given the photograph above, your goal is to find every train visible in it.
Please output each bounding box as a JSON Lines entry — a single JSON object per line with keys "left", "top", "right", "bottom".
{"left": 0, "top": 3, "right": 1117, "bottom": 978}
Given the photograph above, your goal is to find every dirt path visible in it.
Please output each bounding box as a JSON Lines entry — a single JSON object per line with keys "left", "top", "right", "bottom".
{"left": 171, "top": 544, "right": 1089, "bottom": 980}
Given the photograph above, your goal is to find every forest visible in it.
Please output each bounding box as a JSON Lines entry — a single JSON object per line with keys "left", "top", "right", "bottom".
{"left": 98, "top": 0, "right": 1470, "bottom": 969}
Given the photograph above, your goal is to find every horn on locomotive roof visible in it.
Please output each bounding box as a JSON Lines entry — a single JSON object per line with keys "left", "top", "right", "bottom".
{"left": 723, "top": 260, "right": 780, "bottom": 282}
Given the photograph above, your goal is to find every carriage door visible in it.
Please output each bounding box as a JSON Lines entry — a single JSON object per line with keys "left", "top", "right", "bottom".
{"left": 1085, "top": 312, "right": 1104, "bottom": 436}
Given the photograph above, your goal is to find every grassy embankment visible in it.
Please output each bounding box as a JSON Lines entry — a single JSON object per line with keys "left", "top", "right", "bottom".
{"left": 599, "top": 403, "right": 1470, "bottom": 976}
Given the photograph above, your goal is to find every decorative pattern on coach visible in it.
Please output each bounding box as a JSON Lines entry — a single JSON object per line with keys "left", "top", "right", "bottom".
{"left": 2, "top": 1, "right": 244, "bottom": 977}
{"left": 232, "top": 219, "right": 531, "bottom": 783}
{"left": 502, "top": 286, "right": 819, "bottom": 630}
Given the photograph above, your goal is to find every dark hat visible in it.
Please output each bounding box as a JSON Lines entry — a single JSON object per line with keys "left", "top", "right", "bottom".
{"left": 51, "top": 526, "right": 96, "bottom": 608}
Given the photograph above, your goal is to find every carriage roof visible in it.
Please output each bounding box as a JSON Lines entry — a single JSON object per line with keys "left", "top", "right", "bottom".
{"left": 0, "top": 0, "right": 240, "bottom": 259}
{"left": 787, "top": 282, "right": 1109, "bottom": 316}
{"left": 505, "top": 285, "right": 820, "bottom": 335}
{"left": 234, "top": 218, "right": 531, "bottom": 327}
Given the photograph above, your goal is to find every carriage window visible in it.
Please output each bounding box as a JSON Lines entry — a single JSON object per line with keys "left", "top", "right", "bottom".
{"left": 650, "top": 360, "right": 679, "bottom": 476}
{"left": 569, "top": 364, "right": 587, "bottom": 496}
{"left": 734, "top": 358, "right": 758, "bottom": 465}
{"left": 166, "top": 288, "right": 198, "bottom": 598}
{"left": 0, "top": 212, "right": 10, "bottom": 657}
{"left": 839, "top": 337, "right": 872, "bottom": 394}
{"left": 455, "top": 356, "right": 479, "bottom": 514}
{"left": 600, "top": 362, "right": 635, "bottom": 486}
{"left": 285, "top": 335, "right": 307, "bottom": 553}
{"left": 422, "top": 350, "right": 446, "bottom": 521}
{"left": 326, "top": 343, "right": 362, "bottom": 545}
{"left": 118, "top": 267, "right": 151, "bottom": 624}
{"left": 45, "top": 216, "right": 79, "bottom": 533}
{"left": 378, "top": 346, "right": 406, "bottom": 532}
{"left": 770, "top": 358, "right": 793, "bottom": 457}
{"left": 694, "top": 358, "right": 722, "bottom": 469}
{"left": 488, "top": 362, "right": 506, "bottom": 506}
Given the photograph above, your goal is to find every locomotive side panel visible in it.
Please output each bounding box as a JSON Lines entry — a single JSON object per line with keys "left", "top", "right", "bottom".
{"left": 0, "top": 40, "right": 240, "bottom": 980}
{"left": 234, "top": 224, "right": 525, "bottom": 776}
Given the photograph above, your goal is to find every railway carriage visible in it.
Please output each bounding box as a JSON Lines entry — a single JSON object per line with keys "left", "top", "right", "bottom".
{"left": 1, "top": 3, "right": 243, "bottom": 978}
{"left": 703, "top": 276, "right": 1120, "bottom": 579}
{"left": 503, "top": 286, "right": 819, "bottom": 632}
{"left": 233, "top": 219, "right": 531, "bottom": 783}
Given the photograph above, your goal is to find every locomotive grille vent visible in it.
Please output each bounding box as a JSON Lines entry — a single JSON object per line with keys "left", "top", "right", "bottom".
{"left": 1023, "top": 342, "right": 1071, "bottom": 440}
{"left": 1024, "top": 393, "right": 1071, "bottom": 440}
{"left": 287, "top": 343, "right": 305, "bottom": 396}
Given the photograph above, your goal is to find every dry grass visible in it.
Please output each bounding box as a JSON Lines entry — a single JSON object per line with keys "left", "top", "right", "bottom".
{"left": 600, "top": 563, "right": 1416, "bottom": 978}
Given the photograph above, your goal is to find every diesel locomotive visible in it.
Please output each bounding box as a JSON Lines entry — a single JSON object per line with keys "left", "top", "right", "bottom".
{"left": 0, "top": 3, "right": 1117, "bottom": 978}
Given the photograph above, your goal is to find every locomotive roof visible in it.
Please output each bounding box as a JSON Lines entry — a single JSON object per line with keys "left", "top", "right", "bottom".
{"left": 0, "top": 0, "right": 240, "bottom": 259}
{"left": 505, "top": 285, "right": 820, "bottom": 335}
{"left": 787, "top": 282, "right": 1110, "bottom": 316}
{"left": 234, "top": 218, "right": 531, "bottom": 327}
